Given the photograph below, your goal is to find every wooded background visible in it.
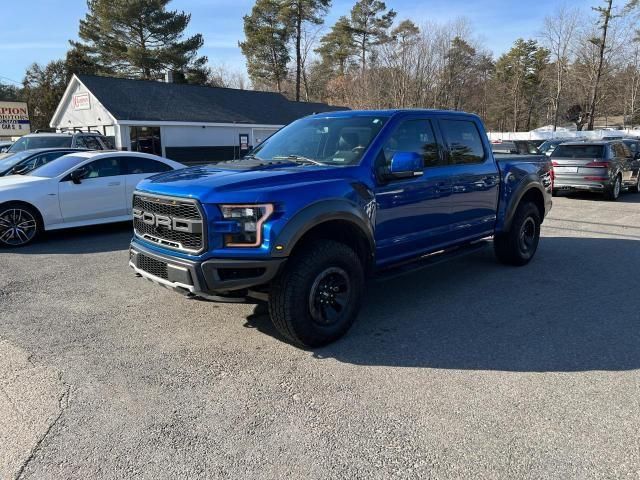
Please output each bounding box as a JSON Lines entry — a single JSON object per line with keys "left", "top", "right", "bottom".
{"left": 2, "top": 0, "right": 638, "bottom": 133}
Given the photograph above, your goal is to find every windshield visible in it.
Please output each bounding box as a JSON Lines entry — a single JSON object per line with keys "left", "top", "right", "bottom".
{"left": 9, "top": 135, "right": 72, "bottom": 152}
{"left": 552, "top": 144, "right": 605, "bottom": 158}
{"left": 251, "top": 115, "right": 389, "bottom": 166}
{"left": 28, "top": 154, "right": 85, "bottom": 178}
{"left": 0, "top": 151, "right": 34, "bottom": 172}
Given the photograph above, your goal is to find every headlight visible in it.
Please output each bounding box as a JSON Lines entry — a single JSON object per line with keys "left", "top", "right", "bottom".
{"left": 220, "top": 204, "right": 274, "bottom": 247}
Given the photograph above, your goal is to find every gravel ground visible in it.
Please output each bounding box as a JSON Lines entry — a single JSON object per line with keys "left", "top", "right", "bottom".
{"left": 0, "top": 192, "right": 639, "bottom": 479}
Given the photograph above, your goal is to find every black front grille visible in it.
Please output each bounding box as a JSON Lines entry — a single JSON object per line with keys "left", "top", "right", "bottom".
{"left": 133, "top": 194, "right": 204, "bottom": 252}
{"left": 137, "top": 254, "right": 168, "bottom": 280}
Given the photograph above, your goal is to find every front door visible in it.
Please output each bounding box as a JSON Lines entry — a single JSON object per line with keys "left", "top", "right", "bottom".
{"left": 58, "top": 156, "right": 127, "bottom": 223}
{"left": 374, "top": 118, "right": 454, "bottom": 266}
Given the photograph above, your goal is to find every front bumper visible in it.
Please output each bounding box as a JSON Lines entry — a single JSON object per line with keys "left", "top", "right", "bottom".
{"left": 129, "top": 241, "right": 285, "bottom": 302}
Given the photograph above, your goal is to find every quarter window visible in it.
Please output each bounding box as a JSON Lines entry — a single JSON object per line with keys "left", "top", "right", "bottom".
{"left": 125, "top": 157, "right": 172, "bottom": 174}
{"left": 439, "top": 119, "right": 485, "bottom": 165}
{"left": 83, "top": 136, "right": 103, "bottom": 150}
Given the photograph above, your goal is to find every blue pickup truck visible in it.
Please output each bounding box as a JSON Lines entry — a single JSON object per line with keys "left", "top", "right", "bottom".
{"left": 129, "top": 110, "right": 552, "bottom": 346}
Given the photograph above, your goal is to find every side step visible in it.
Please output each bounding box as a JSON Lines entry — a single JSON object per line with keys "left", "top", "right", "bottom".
{"left": 375, "top": 240, "right": 491, "bottom": 282}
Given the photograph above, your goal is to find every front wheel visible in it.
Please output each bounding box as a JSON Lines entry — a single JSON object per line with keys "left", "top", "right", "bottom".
{"left": 269, "top": 239, "right": 365, "bottom": 347}
{"left": 494, "top": 202, "right": 541, "bottom": 266}
{"left": 632, "top": 173, "right": 640, "bottom": 193}
{"left": 0, "top": 203, "right": 42, "bottom": 248}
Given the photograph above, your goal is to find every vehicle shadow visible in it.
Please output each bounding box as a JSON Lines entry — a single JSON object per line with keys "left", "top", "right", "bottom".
{"left": 246, "top": 236, "right": 640, "bottom": 372}
{"left": 559, "top": 191, "right": 640, "bottom": 203}
{"left": 1, "top": 222, "right": 133, "bottom": 255}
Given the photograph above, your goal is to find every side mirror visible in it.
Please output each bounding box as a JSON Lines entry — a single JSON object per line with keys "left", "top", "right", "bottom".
{"left": 70, "top": 166, "right": 89, "bottom": 184}
{"left": 385, "top": 152, "right": 423, "bottom": 180}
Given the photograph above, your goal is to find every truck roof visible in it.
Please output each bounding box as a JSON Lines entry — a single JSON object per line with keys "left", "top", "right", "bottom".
{"left": 308, "top": 109, "right": 481, "bottom": 120}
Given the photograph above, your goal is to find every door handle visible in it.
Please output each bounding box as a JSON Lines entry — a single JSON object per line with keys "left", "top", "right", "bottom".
{"left": 108, "top": 182, "right": 121, "bottom": 186}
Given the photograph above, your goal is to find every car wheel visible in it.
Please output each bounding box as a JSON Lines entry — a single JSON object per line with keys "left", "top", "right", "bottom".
{"left": 605, "top": 175, "right": 621, "bottom": 201}
{"left": 0, "top": 203, "right": 42, "bottom": 248}
{"left": 633, "top": 173, "right": 640, "bottom": 193}
{"left": 494, "top": 202, "right": 541, "bottom": 266}
{"left": 269, "top": 239, "right": 365, "bottom": 347}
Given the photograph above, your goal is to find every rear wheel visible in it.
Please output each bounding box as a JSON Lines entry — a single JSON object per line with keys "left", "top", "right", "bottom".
{"left": 269, "top": 239, "right": 364, "bottom": 347}
{"left": 494, "top": 202, "right": 541, "bottom": 266}
{"left": 0, "top": 203, "right": 41, "bottom": 248}
{"left": 632, "top": 173, "right": 640, "bottom": 193}
{"left": 605, "top": 175, "right": 621, "bottom": 201}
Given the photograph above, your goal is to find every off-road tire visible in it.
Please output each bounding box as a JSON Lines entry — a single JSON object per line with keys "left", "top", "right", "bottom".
{"left": 494, "top": 202, "right": 541, "bottom": 266}
{"left": 0, "top": 202, "right": 42, "bottom": 248}
{"left": 269, "top": 239, "right": 365, "bottom": 347}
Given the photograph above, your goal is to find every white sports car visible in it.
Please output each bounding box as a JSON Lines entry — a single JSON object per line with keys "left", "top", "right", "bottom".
{"left": 0, "top": 151, "right": 184, "bottom": 247}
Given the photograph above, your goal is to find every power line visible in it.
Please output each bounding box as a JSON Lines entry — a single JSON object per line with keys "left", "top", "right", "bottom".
{"left": 0, "top": 75, "right": 21, "bottom": 86}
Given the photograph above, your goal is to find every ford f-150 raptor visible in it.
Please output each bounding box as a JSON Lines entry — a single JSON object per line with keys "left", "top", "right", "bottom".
{"left": 129, "top": 110, "right": 552, "bottom": 347}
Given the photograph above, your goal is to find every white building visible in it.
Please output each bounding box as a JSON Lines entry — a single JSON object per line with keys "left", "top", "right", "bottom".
{"left": 50, "top": 74, "right": 345, "bottom": 164}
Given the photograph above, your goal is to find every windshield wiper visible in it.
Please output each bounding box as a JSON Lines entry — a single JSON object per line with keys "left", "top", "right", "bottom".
{"left": 272, "top": 155, "right": 324, "bottom": 166}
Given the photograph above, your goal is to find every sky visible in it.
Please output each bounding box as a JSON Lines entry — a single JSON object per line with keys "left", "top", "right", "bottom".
{"left": 1, "top": 0, "right": 603, "bottom": 87}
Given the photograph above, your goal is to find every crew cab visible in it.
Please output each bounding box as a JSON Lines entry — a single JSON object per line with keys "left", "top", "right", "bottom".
{"left": 129, "top": 110, "right": 553, "bottom": 347}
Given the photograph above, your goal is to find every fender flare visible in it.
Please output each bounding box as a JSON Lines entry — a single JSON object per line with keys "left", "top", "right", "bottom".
{"left": 270, "top": 199, "right": 375, "bottom": 259}
{"left": 502, "top": 177, "right": 546, "bottom": 232}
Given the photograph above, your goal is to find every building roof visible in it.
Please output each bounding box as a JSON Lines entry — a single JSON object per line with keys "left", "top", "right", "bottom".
{"left": 75, "top": 75, "right": 346, "bottom": 125}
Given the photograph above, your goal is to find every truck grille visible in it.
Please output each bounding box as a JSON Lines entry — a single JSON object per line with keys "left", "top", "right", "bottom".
{"left": 137, "top": 253, "right": 168, "bottom": 280}
{"left": 133, "top": 193, "right": 205, "bottom": 253}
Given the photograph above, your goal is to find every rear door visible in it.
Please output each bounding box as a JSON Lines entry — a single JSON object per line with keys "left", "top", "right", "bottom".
{"left": 436, "top": 117, "right": 500, "bottom": 242}
{"left": 123, "top": 157, "right": 174, "bottom": 213}
{"left": 58, "top": 156, "right": 127, "bottom": 223}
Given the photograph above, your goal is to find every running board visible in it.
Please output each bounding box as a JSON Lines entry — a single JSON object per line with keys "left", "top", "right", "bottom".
{"left": 375, "top": 240, "right": 491, "bottom": 282}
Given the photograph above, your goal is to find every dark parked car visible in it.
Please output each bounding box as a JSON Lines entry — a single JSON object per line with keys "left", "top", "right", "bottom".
{"left": 492, "top": 140, "right": 541, "bottom": 155}
{"left": 551, "top": 141, "right": 640, "bottom": 200}
{"left": 0, "top": 148, "right": 88, "bottom": 176}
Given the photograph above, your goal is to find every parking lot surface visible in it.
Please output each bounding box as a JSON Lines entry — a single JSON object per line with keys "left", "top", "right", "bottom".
{"left": 1, "top": 193, "right": 639, "bottom": 479}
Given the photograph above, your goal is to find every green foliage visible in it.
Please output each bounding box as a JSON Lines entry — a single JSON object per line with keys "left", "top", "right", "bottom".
{"left": 21, "top": 62, "right": 69, "bottom": 130}
{"left": 73, "top": 0, "right": 207, "bottom": 82}
{"left": 316, "top": 16, "right": 357, "bottom": 75}
{"left": 240, "top": 0, "right": 291, "bottom": 92}
{"left": 349, "top": 0, "right": 396, "bottom": 69}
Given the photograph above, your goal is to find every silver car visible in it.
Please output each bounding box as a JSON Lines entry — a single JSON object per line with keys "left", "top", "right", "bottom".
{"left": 551, "top": 141, "right": 640, "bottom": 201}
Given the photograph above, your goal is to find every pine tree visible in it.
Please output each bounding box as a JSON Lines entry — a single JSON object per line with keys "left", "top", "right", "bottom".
{"left": 281, "top": 0, "right": 331, "bottom": 101}
{"left": 316, "top": 16, "right": 357, "bottom": 76}
{"left": 349, "top": 0, "right": 396, "bottom": 71}
{"left": 240, "top": 0, "right": 291, "bottom": 92}
{"left": 72, "top": 0, "right": 207, "bottom": 82}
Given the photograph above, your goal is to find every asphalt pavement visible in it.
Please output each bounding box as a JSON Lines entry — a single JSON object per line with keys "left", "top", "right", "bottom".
{"left": 0, "top": 192, "right": 639, "bottom": 479}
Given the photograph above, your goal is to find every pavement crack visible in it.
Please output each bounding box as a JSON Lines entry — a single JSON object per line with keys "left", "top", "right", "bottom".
{"left": 14, "top": 384, "right": 71, "bottom": 480}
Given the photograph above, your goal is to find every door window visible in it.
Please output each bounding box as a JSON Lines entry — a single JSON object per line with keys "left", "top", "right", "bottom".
{"left": 439, "top": 120, "right": 486, "bottom": 165}
{"left": 125, "top": 157, "right": 172, "bottom": 174}
{"left": 82, "top": 157, "right": 124, "bottom": 178}
{"left": 380, "top": 119, "right": 441, "bottom": 170}
{"left": 83, "top": 136, "right": 103, "bottom": 150}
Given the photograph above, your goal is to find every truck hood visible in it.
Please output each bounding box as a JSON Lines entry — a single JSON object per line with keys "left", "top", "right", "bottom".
{"left": 136, "top": 160, "right": 361, "bottom": 203}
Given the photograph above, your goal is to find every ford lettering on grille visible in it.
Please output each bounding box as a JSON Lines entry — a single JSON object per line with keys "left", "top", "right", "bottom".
{"left": 132, "top": 194, "right": 205, "bottom": 253}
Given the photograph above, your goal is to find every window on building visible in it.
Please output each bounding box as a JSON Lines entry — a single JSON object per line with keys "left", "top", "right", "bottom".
{"left": 130, "top": 127, "right": 162, "bottom": 156}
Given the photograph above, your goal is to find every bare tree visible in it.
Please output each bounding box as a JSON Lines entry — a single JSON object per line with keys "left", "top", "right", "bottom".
{"left": 540, "top": 5, "right": 580, "bottom": 131}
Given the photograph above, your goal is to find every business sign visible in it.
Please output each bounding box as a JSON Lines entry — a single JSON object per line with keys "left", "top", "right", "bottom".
{"left": 239, "top": 133, "right": 249, "bottom": 152}
{"left": 72, "top": 93, "right": 91, "bottom": 110}
{"left": 0, "top": 101, "right": 30, "bottom": 136}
